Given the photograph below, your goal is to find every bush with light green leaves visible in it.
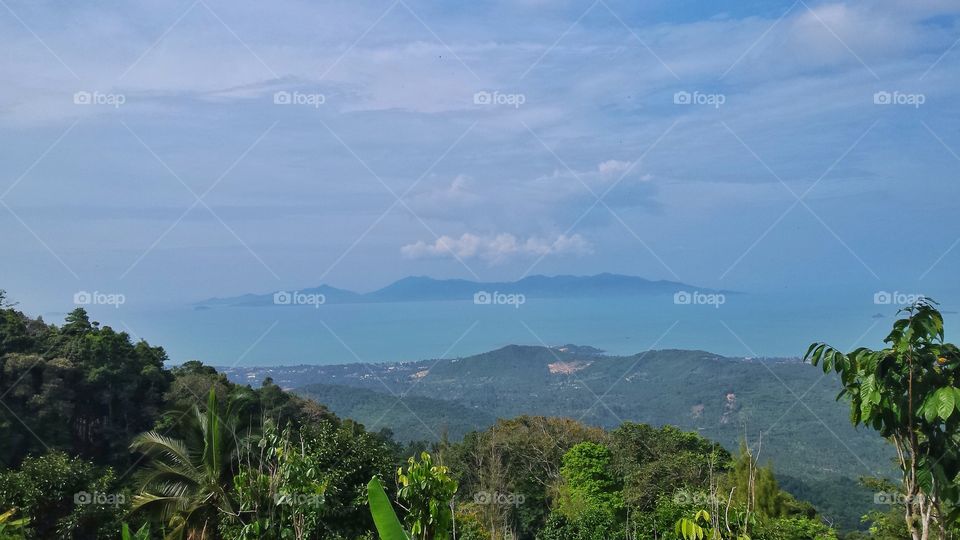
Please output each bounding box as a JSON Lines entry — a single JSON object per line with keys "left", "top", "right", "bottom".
{"left": 806, "top": 299, "right": 960, "bottom": 540}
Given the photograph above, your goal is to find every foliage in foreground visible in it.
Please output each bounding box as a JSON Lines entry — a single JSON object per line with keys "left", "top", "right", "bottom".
{"left": 396, "top": 452, "right": 457, "bottom": 540}
{"left": 807, "top": 299, "right": 960, "bottom": 540}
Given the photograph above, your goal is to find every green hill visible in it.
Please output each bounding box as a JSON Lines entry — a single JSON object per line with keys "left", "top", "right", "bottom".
{"left": 225, "top": 345, "right": 895, "bottom": 530}
{"left": 294, "top": 383, "right": 496, "bottom": 442}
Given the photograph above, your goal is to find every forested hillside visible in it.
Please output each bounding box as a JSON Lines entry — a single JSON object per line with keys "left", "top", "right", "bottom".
{"left": 241, "top": 346, "right": 894, "bottom": 528}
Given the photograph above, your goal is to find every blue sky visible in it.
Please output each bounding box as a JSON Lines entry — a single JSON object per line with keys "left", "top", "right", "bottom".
{"left": 2, "top": 0, "right": 959, "bottom": 311}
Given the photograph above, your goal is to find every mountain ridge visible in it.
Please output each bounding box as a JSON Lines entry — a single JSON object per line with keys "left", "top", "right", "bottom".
{"left": 196, "top": 273, "right": 739, "bottom": 307}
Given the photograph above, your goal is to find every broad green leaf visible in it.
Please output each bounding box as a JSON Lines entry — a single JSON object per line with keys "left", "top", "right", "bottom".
{"left": 937, "top": 387, "right": 957, "bottom": 420}
{"left": 807, "top": 344, "right": 825, "bottom": 367}
{"left": 861, "top": 376, "right": 878, "bottom": 401}
{"left": 850, "top": 397, "right": 862, "bottom": 424}
{"left": 861, "top": 398, "right": 873, "bottom": 419}
{"left": 921, "top": 394, "right": 940, "bottom": 423}
{"left": 367, "top": 478, "right": 409, "bottom": 540}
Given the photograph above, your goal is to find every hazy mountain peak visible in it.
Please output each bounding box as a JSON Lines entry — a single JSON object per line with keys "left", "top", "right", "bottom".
{"left": 195, "top": 273, "right": 733, "bottom": 307}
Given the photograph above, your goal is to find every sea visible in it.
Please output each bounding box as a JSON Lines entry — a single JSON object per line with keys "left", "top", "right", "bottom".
{"left": 65, "top": 290, "right": 959, "bottom": 367}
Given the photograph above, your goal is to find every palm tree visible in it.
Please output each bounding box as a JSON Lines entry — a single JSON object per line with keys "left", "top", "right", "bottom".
{"left": 130, "top": 387, "right": 252, "bottom": 539}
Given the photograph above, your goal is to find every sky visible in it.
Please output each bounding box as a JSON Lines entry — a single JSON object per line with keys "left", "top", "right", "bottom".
{"left": 2, "top": 0, "right": 960, "bottom": 313}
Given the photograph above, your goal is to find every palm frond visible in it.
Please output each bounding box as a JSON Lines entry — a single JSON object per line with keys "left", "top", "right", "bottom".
{"left": 131, "top": 431, "right": 195, "bottom": 468}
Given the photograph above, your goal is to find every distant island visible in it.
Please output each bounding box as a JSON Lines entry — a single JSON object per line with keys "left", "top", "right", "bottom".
{"left": 195, "top": 273, "right": 738, "bottom": 307}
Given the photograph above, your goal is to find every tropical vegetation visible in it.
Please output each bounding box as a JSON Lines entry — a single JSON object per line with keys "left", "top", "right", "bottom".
{"left": 806, "top": 298, "right": 960, "bottom": 540}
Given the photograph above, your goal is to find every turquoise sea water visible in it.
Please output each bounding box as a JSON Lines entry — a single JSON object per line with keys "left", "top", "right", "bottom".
{"left": 75, "top": 291, "right": 959, "bottom": 366}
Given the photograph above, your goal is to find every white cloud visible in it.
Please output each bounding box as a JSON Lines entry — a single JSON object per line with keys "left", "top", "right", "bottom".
{"left": 401, "top": 233, "right": 592, "bottom": 263}
{"left": 598, "top": 159, "right": 633, "bottom": 175}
